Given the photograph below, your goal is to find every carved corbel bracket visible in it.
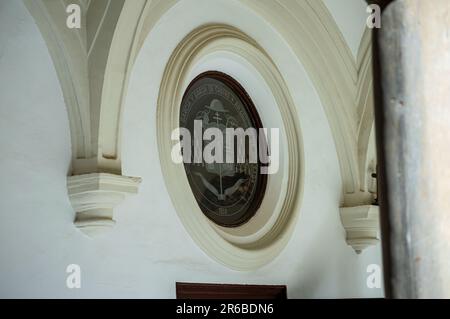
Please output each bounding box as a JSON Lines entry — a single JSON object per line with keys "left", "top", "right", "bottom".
{"left": 68, "top": 173, "right": 142, "bottom": 237}
{"left": 340, "top": 205, "right": 380, "bottom": 254}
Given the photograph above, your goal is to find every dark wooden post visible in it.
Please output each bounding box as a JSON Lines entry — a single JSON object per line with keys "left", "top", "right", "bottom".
{"left": 366, "top": 0, "right": 395, "bottom": 299}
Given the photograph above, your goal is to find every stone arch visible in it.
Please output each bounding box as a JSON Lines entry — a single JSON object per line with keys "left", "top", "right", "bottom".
{"left": 25, "top": 0, "right": 377, "bottom": 241}
{"left": 110, "top": 0, "right": 376, "bottom": 203}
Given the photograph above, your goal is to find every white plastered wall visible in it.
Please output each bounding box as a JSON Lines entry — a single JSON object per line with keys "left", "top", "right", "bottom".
{"left": 323, "top": 0, "right": 369, "bottom": 59}
{"left": 0, "top": 0, "right": 383, "bottom": 298}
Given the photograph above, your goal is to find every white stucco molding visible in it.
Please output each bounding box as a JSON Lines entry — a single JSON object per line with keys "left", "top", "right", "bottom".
{"left": 25, "top": 0, "right": 377, "bottom": 240}
{"left": 24, "top": 0, "right": 143, "bottom": 235}
{"left": 340, "top": 205, "right": 380, "bottom": 254}
{"left": 25, "top": 0, "right": 377, "bottom": 202}
{"left": 157, "top": 24, "right": 304, "bottom": 270}
{"left": 113, "top": 0, "right": 378, "bottom": 205}
{"left": 24, "top": 0, "right": 91, "bottom": 161}
{"left": 241, "top": 0, "right": 358, "bottom": 196}
{"left": 68, "top": 173, "right": 141, "bottom": 237}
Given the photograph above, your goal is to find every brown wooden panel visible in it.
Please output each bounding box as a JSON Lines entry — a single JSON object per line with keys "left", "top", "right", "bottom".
{"left": 176, "top": 282, "right": 287, "bottom": 299}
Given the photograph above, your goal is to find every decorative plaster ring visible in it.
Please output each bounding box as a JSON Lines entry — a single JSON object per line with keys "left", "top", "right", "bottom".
{"left": 156, "top": 24, "right": 304, "bottom": 270}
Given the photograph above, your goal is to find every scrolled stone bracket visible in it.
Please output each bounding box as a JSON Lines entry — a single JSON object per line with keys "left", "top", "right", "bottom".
{"left": 67, "top": 173, "right": 142, "bottom": 238}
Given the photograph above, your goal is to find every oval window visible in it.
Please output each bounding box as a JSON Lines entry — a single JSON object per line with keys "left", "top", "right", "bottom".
{"left": 179, "top": 71, "right": 267, "bottom": 227}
